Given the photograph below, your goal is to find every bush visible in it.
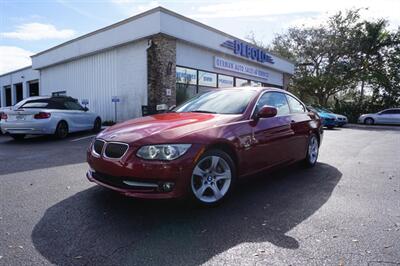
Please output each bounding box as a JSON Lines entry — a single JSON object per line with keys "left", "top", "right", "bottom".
{"left": 332, "top": 101, "right": 384, "bottom": 123}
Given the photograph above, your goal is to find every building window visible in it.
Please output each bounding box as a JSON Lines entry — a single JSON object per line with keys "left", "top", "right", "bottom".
{"left": 4, "top": 86, "right": 12, "bottom": 106}
{"left": 176, "top": 67, "right": 197, "bottom": 85}
{"left": 29, "top": 80, "right": 39, "bottom": 97}
{"left": 52, "top": 91, "right": 67, "bottom": 96}
{"left": 235, "top": 78, "right": 250, "bottom": 87}
{"left": 15, "top": 83, "right": 23, "bottom": 103}
{"left": 176, "top": 83, "right": 197, "bottom": 105}
{"left": 218, "top": 74, "right": 234, "bottom": 88}
{"left": 198, "top": 71, "right": 217, "bottom": 87}
{"left": 250, "top": 80, "right": 262, "bottom": 87}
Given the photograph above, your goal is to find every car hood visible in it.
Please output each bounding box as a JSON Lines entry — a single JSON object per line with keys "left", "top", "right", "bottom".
{"left": 97, "top": 112, "right": 241, "bottom": 144}
{"left": 318, "top": 112, "right": 337, "bottom": 119}
{"left": 360, "top": 113, "right": 375, "bottom": 117}
{"left": 335, "top": 114, "right": 347, "bottom": 119}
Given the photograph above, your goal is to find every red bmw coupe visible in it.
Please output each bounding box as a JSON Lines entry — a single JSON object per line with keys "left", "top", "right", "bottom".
{"left": 87, "top": 87, "right": 323, "bottom": 206}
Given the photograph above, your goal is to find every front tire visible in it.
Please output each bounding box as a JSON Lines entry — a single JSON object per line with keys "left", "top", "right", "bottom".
{"left": 190, "top": 149, "right": 236, "bottom": 207}
{"left": 55, "top": 121, "right": 69, "bottom": 139}
{"left": 10, "top": 134, "right": 26, "bottom": 141}
{"left": 304, "top": 134, "right": 319, "bottom": 168}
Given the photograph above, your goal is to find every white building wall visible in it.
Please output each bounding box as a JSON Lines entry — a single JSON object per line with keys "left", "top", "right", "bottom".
{"left": 40, "top": 40, "right": 148, "bottom": 121}
{"left": 0, "top": 67, "right": 40, "bottom": 107}
{"left": 32, "top": 11, "right": 160, "bottom": 70}
{"left": 176, "top": 41, "right": 283, "bottom": 87}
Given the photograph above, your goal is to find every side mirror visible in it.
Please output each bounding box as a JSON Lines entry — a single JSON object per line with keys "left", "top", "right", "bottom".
{"left": 256, "top": 105, "right": 277, "bottom": 119}
{"left": 83, "top": 107, "right": 89, "bottom": 112}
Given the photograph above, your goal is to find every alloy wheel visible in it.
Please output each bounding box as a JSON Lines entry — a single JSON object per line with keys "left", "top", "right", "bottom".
{"left": 308, "top": 135, "right": 319, "bottom": 164}
{"left": 191, "top": 155, "right": 232, "bottom": 204}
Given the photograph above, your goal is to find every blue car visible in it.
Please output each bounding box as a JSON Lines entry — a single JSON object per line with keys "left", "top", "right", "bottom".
{"left": 317, "top": 107, "right": 348, "bottom": 127}
{"left": 308, "top": 106, "right": 338, "bottom": 129}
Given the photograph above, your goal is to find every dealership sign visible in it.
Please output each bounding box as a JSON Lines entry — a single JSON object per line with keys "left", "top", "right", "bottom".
{"left": 221, "top": 40, "right": 274, "bottom": 64}
{"left": 214, "top": 57, "right": 269, "bottom": 81}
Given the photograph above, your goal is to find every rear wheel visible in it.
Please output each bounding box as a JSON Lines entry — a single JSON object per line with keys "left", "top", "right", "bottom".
{"left": 304, "top": 134, "right": 319, "bottom": 167}
{"left": 10, "top": 134, "right": 26, "bottom": 141}
{"left": 364, "top": 118, "right": 374, "bottom": 125}
{"left": 93, "top": 117, "right": 102, "bottom": 133}
{"left": 55, "top": 121, "right": 69, "bottom": 139}
{"left": 327, "top": 125, "right": 334, "bottom": 129}
{"left": 190, "top": 150, "right": 236, "bottom": 207}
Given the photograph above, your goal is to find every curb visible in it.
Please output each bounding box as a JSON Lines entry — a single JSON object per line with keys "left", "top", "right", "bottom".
{"left": 345, "top": 123, "right": 400, "bottom": 131}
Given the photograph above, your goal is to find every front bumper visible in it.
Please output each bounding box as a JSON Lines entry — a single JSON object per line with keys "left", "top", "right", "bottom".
{"left": 322, "top": 119, "right": 337, "bottom": 127}
{"left": 86, "top": 143, "right": 203, "bottom": 199}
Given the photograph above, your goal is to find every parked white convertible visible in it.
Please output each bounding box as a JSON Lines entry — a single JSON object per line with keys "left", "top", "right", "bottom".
{"left": 0, "top": 96, "right": 102, "bottom": 140}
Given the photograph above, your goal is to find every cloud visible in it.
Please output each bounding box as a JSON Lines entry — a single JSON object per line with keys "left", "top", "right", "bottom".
{"left": 192, "top": 0, "right": 400, "bottom": 26}
{"left": 0, "top": 46, "right": 33, "bottom": 75}
{"left": 1, "top": 23, "right": 75, "bottom": 41}
{"left": 111, "top": 0, "right": 159, "bottom": 15}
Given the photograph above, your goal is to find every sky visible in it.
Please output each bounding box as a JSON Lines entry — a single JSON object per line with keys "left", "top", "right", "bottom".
{"left": 1, "top": 0, "right": 400, "bottom": 75}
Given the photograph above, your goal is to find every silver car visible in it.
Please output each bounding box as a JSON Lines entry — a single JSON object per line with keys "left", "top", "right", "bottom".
{"left": 0, "top": 96, "right": 102, "bottom": 140}
{"left": 358, "top": 108, "right": 400, "bottom": 125}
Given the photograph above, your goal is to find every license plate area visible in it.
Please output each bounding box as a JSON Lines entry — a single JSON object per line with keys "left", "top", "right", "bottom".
{"left": 16, "top": 115, "right": 26, "bottom": 120}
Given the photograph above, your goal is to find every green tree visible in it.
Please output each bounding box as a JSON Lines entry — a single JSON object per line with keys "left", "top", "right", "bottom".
{"left": 354, "top": 19, "right": 393, "bottom": 102}
{"left": 267, "top": 10, "right": 362, "bottom": 106}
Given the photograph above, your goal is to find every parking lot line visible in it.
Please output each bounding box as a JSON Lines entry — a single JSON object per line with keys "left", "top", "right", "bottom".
{"left": 70, "top": 135, "right": 96, "bottom": 142}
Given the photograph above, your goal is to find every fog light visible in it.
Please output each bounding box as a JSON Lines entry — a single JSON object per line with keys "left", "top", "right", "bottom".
{"left": 160, "top": 182, "right": 174, "bottom": 192}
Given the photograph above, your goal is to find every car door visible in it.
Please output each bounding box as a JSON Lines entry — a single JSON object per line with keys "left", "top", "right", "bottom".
{"left": 63, "top": 100, "right": 91, "bottom": 131}
{"left": 376, "top": 110, "right": 393, "bottom": 124}
{"left": 393, "top": 109, "right": 400, "bottom": 125}
{"left": 285, "top": 94, "right": 311, "bottom": 161}
{"left": 244, "top": 92, "right": 295, "bottom": 173}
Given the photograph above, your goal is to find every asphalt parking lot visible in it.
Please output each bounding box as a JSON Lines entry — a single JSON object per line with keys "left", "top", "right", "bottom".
{"left": 0, "top": 126, "right": 399, "bottom": 266}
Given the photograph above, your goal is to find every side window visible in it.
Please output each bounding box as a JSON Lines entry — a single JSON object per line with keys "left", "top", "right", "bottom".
{"left": 255, "top": 92, "right": 290, "bottom": 116}
{"left": 47, "top": 100, "right": 66, "bottom": 110}
{"left": 64, "top": 101, "right": 84, "bottom": 111}
{"left": 380, "top": 110, "right": 393, "bottom": 115}
{"left": 286, "top": 95, "right": 305, "bottom": 113}
{"left": 21, "top": 100, "right": 50, "bottom": 108}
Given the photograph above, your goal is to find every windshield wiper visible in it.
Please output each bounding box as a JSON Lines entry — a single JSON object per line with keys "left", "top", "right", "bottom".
{"left": 190, "top": 110, "right": 217, "bottom": 114}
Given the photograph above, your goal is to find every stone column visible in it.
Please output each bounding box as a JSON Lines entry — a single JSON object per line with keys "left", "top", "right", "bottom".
{"left": 282, "top": 73, "right": 291, "bottom": 91}
{"left": 147, "top": 34, "right": 176, "bottom": 113}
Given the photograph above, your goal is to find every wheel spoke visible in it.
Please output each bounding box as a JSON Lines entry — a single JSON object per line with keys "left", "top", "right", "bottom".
{"left": 209, "top": 156, "right": 220, "bottom": 172}
{"left": 210, "top": 184, "right": 223, "bottom": 200}
{"left": 195, "top": 184, "right": 208, "bottom": 198}
{"left": 193, "top": 166, "right": 206, "bottom": 177}
{"left": 215, "top": 171, "right": 231, "bottom": 182}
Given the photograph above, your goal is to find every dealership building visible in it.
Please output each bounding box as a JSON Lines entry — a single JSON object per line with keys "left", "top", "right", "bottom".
{"left": 0, "top": 7, "right": 295, "bottom": 121}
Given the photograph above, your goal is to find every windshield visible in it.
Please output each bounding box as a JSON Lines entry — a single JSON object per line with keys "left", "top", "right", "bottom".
{"left": 174, "top": 89, "right": 256, "bottom": 114}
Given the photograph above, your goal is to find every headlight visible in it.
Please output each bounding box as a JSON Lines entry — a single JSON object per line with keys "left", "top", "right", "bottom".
{"left": 136, "top": 144, "right": 191, "bottom": 160}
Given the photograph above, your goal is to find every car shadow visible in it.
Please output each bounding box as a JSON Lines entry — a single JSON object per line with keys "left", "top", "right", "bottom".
{"left": 31, "top": 162, "right": 341, "bottom": 266}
